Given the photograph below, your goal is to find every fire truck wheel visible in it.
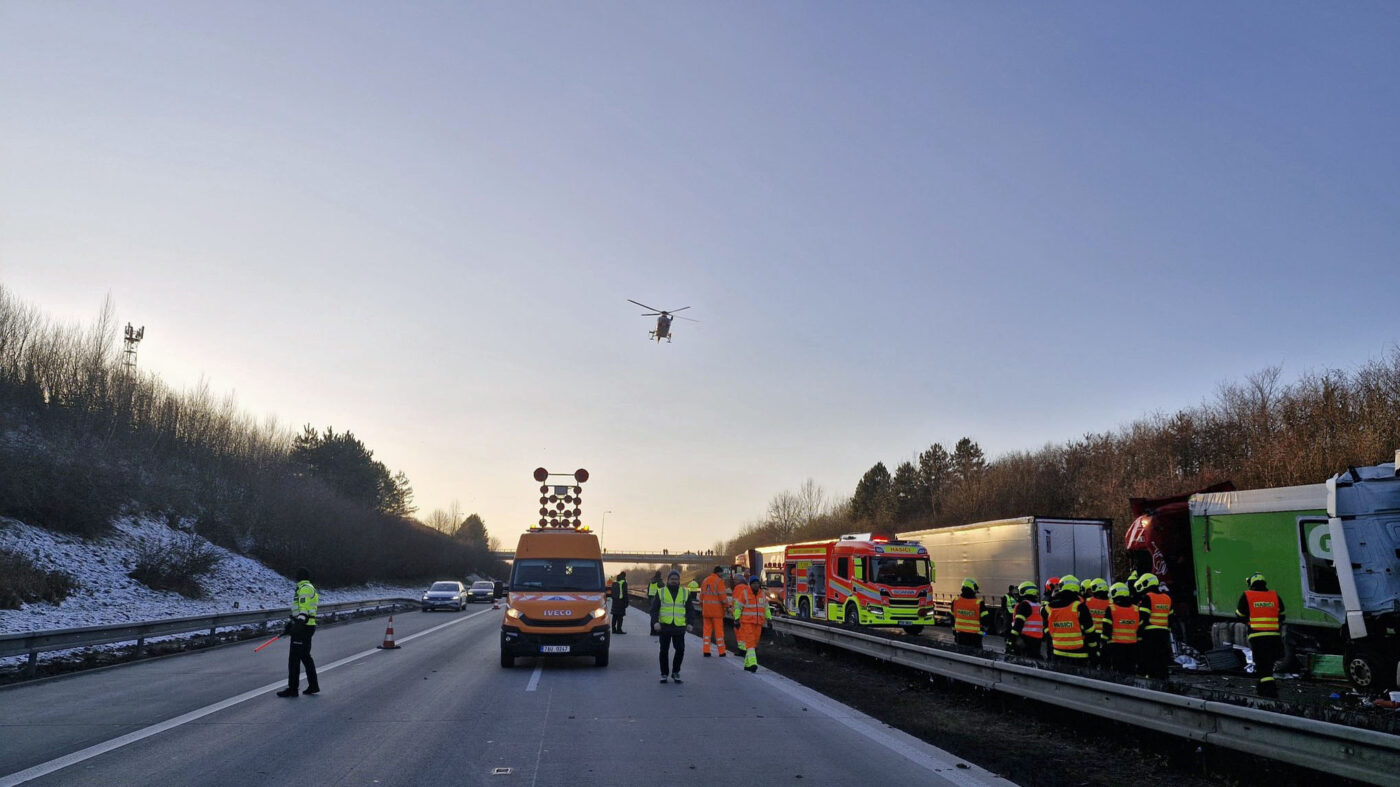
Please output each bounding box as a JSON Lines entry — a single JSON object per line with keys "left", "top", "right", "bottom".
{"left": 843, "top": 602, "right": 860, "bottom": 628}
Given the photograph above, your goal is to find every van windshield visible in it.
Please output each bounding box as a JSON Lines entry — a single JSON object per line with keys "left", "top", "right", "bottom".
{"left": 511, "top": 559, "right": 604, "bottom": 591}
{"left": 871, "top": 557, "right": 930, "bottom": 587}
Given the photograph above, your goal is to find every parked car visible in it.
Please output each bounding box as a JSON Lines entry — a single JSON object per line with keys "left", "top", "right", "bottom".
{"left": 421, "top": 581, "right": 468, "bottom": 612}
{"left": 467, "top": 580, "right": 495, "bottom": 604}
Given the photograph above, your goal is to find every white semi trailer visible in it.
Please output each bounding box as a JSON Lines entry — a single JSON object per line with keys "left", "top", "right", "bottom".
{"left": 899, "top": 517, "right": 1113, "bottom": 633}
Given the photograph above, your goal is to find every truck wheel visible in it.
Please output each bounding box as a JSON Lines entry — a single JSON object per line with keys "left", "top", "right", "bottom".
{"left": 595, "top": 649, "right": 609, "bottom": 667}
{"left": 844, "top": 602, "right": 860, "bottom": 628}
{"left": 1345, "top": 646, "right": 1394, "bottom": 691}
{"left": 798, "top": 599, "right": 811, "bottom": 620}
{"left": 500, "top": 650, "right": 515, "bottom": 669}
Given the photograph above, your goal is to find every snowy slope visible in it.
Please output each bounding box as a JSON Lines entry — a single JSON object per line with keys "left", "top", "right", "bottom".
{"left": 0, "top": 515, "right": 448, "bottom": 664}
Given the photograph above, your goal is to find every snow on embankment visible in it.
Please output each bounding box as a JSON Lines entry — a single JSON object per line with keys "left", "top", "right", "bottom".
{"left": 0, "top": 516, "right": 426, "bottom": 664}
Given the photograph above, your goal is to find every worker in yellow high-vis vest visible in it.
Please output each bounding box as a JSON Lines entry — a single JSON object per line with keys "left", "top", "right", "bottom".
{"left": 277, "top": 568, "right": 320, "bottom": 697}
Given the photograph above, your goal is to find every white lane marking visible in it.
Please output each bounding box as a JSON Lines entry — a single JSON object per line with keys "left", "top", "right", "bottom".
{"left": 680, "top": 626, "right": 1014, "bottom": 786}
{"left": 0, "top": 608, "right": 496, "bottom": 787}
{"left": 524, "top": 663, "right": 543, "bottom": 692}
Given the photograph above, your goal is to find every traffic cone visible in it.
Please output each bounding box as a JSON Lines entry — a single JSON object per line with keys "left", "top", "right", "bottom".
{"left": 378, "top": 616, "right": 401, "bottom": 649}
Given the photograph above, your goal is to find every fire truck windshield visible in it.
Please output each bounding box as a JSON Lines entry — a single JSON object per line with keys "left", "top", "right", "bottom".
{"left": 871, "top": 557, "right": 930, "bottom": 587}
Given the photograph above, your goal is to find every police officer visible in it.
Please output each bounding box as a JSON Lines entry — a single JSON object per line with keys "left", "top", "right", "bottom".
{"left": 277, "top": 568, "right": 319, "bottom": 697}
{"left": 952, "top": 578, "right": 988, "bottom": 649}
{"left": 647, "top": 570, "right": 663, "bottom": 636}
{"left": 1236, "top": 571, "right": 1285, "bottom": 698}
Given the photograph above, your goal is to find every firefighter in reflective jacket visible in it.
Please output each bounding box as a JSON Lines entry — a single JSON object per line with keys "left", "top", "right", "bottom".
{"left": 277, "top": 568, "right": 319, "bottom": 698}
{"left": 952, "top": 578, "right": 988, "bottom": 649}
{"left": 733, "top": 574, "right": 772, "bottom": 673}
{"left": 1135, "top": 573, "right": 1173, "bottom": 680}
{"left": 1082, "top": 578, "right": 1112, "bottom": 666}
{"left": 1009, "top": 581, "right": 1044, "bottom": 659}
{"left": 1041, "top": 575, "right": 1096, "bottom": 665}
{"left": 1236, "top": 572, "right": 1285, "bottom": 698}
{"left": 699, "top": 566, "right": 728, "bottom": 657}
{"left": 1101, "top": 582, "right": 1142, "bottom": 675}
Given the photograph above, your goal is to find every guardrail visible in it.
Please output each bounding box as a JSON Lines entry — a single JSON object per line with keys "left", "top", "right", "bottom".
{"left": 0, "top": 597, "right": 417, "bottom": 678}
{"left": 773, "top": 617, "right": 1400, "bottom": 786}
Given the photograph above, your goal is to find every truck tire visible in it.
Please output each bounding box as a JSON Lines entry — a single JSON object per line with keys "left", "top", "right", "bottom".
{"left": 1345, "top": 646, "right": 1394, "bottom": 691}
{"left": 500, "top": 650, "right": 515, "bottom": 669}
{"left": 844, "top": 602, "right": 860, "bottom": 628}
{"left": 595, "top": 649, "right": 609, "bottom": 667}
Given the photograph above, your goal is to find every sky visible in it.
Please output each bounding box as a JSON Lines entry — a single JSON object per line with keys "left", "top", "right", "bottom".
{"left": 3, "top": 3, "right": 1398, "bottom": 553}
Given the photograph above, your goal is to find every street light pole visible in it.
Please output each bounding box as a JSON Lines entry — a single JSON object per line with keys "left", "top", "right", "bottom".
{"left": 601, "top": 510, "right": 613, "bottom": 551}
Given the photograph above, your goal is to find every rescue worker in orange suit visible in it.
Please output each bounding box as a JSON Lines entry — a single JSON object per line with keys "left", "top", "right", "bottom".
{"left": 952, "top": 578, "right": 988, "bottom": 649}
{"left": 609, "top": 571, "right": 629, "bottom": 634}
{"left": 1101, "top": 581, "right": 1142, "bottom": 675}
{"left": 699, "top": 566, "right": 728, "bottom": 657}
{"left": 1236, "top": 572, "right": 1285, "bottom": 698}
{"left": 731, "top": 572, "right": 758, "bottom": 655}
{"left": 733, "top": 574, "right": 772, "bottom": 673}
{"left": 1041, "top": 575, "right": 1097, "bottom": 666}
{"left": 650, "top": 570, "right": 695, "bottom": 683}
{"left": 1082, "top": 578, "right": 1112, "bottom": 667}
{"left": 1136, "top": 573, "right": 1173, "bottom": 680}
{"left": 1008, "top": 581, "right": 1044, "bottom": 659}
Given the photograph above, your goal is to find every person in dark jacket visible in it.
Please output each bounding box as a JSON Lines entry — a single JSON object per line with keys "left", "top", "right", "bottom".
{"left": 610, "top": 571, "right": 629, "bottom": 634}
{"left": 277, "top": 568, "right": 319, "bottom": 698}
{"left": 1236, "top": 572, "right": 1285, "bottom": 697}
{"left": 650, "top": 569, "right": 696, "bottom": 683}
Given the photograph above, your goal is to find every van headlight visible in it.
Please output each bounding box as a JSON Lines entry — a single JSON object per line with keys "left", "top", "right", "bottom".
{"left": 589, "top": 607, "right": 608, "bottom": 619}
{"left": 505, "top": 607, "right": 522, "bottom": 619}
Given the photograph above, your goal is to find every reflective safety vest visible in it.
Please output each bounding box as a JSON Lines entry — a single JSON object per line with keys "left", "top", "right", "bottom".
{"left": 700, "top": 574, "right": 728, "bottom": 616}
{"left": 647, "top": 581, "right": 660, "bottom": 599}
{"left": 732, "top": 583, "right": 756, "bottom": 620}
{"left": 953, "top": 597, "right": 982, "bottom": 635}
{"left": 1084, "top": 597, "right": 1111, "bottom": 634}
{"left": 612, "top": 579, "right": 627, "bottom": 600}
{"left": 293, "top": 580, "right": 318, "bottom": 626}
{"left": 1143, "top": 592, "right": 1172, "bottom": 630}
{"left": 737, "top": 588, "right": 769, "bottom": 625}
{"left": 1047, "top": 602, "right": 1086, "bottom": 657}
{"left": 1110, "top": 604, "right": 1141, "bottom": 644}
{"left": 658, "top": 586, "right": 690, "bottom": 626}
{"left": 1019, "top": 602, "right": 1044, "bottom": 639}
{"left": 1244, "top": 590, "right": 1281, "bottom": 637}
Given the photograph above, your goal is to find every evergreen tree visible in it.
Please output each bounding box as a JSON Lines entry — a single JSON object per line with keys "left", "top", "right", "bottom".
{"left": 891, "top": 460, "right": 926, "bottom": 524}
{"left": 454, "top": 513, "right": 488, "bottom": 545}
{"left": 952, "top": 437, "right": 986, "bottom": 484}
{"left": 292, "top": 425, "right": 415, "bottom": 516}
{"left": 851, "top": 462, "right": 893, "bottom": 524}
{"left": 918, "top": 442, "right": 952, "bottom": 515}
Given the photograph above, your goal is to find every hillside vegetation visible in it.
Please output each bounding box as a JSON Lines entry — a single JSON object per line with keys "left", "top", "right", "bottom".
{"left": 0, "top": 285, "right": 504, "bottom": 587}
{"left": 727, "top": 356, "right": 1400, "bottom": 570}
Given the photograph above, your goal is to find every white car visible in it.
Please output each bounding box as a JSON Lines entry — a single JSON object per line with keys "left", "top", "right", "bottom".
{"left": 421, "top": 581, "right": 468, "bottom": 612}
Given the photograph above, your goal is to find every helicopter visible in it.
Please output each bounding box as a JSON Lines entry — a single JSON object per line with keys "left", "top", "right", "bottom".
{"left": 627, "top": 299, "right": 698, "bottom": 343}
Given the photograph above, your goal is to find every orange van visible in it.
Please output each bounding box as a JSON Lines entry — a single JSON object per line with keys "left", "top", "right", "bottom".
{"left": 500, "top": 526, "right": 610, "bottom": 667}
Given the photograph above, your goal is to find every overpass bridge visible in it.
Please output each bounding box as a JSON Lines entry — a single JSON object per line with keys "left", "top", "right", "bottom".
{"left": 489, "top": 550, "right": 721, "bottom": 565}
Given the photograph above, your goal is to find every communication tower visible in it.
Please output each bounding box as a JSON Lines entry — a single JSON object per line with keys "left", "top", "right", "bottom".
{"left": 122, "top": 323, "right": 145, "bottom": 373}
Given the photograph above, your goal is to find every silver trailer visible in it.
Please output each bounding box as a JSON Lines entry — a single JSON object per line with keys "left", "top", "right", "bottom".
{"left": 898, "top": 517, "right": 1113, "bottom": 633}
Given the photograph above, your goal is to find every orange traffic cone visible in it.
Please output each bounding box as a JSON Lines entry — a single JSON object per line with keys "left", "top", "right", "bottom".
{"left": 377, "top": 616, "right": 401, "bottom": 649}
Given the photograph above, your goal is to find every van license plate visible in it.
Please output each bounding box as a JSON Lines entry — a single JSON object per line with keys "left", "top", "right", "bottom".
{"left": 540, "top": 645, "right": 570, "bottom": 653}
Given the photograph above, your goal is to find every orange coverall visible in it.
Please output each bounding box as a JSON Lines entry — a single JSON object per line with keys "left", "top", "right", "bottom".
{"left": 699, "top": 573, "right": 728, "bottom": 656}
{"left": 731, "top": 581, "right": 758, "bottom": 652}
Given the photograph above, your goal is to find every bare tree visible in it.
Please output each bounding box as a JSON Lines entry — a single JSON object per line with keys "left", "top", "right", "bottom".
{"left": 765, "top": 490, "right": 804, "bottom": 542}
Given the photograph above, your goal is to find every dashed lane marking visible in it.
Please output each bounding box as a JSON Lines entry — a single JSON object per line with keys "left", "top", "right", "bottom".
{"left": 0, "top": 607, "right": 497, "bottom": 787}
{"left": 525, "top": 663, "right": 543, "bottom": 692}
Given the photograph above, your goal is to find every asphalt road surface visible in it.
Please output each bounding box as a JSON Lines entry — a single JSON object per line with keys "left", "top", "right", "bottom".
{"left": 0, "top": 607, "right": 1015, "bottom": 786}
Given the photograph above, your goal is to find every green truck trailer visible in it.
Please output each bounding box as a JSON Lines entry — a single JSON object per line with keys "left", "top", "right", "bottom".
{"left": 1127, "top": 451, "right": 1400, "bottom": 690}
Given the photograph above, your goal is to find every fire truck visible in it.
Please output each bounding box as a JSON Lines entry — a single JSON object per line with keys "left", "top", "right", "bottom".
{"left": 784, "top": 533, "right": 936, "bottom": 633}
